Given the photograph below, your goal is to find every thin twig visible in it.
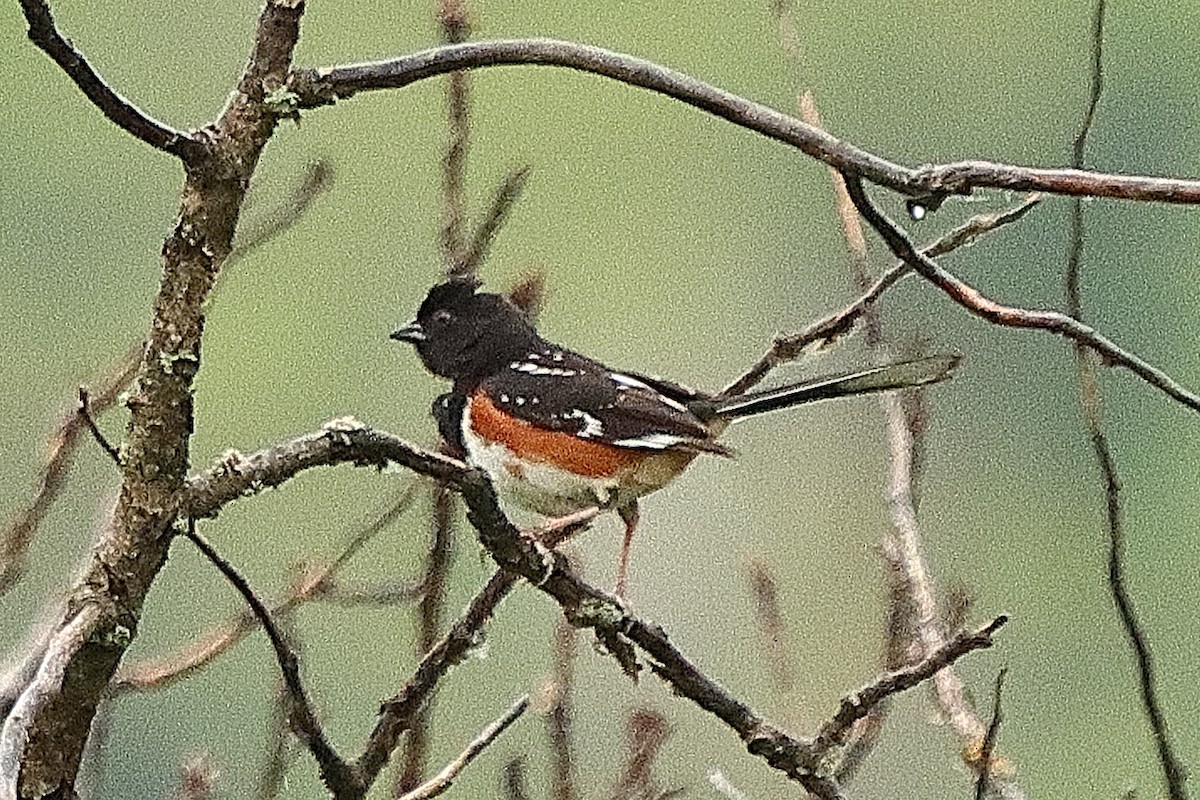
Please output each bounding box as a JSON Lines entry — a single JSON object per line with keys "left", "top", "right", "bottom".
{"left": 814, "top": 616, "right": 1007, "bottom": 751}
{"left": 181, "top": 521, "right": 358, "bottom": 797}
{"left": 721, "top": 194, "right": 1041, "bottom": 397}
{"left": 974, "top": 668, "right": 1007, "bottom": 800}
{"left": 18, "top": 0, "right": 204, "bottom": 159}
{"left": 503, "top": 758, "right": 529, "bottom": 800}
{"left": 231, "top": 161, "right": 334, "bottom": 262}
{"left": 613, "top": 709, "right": 672, "bottom": 800}
{"left": 289, "top": 39, "right": 1200, "bottom": 204}
{"left": 834, "top": 538, "right": 914, "bottom": 783}
{"left": 459, "top": 166, "right": 532, "bottom": 275}
{"left": 1065, "top": 3, "right": 1188, "bottom": 795}
{"left": 114, "top": 482, "right": 420, "bottom": 692}
{"left": 548, "top": 617, "right": 579, "bottom": 800}
{"left": 841, "top": 174, "right": 1200, "bottom": 414}
{"left": 256, "top": 674, "right": 296, "bottom": 800}
{"left": 0, "top": 343, "right": 140, "bottom": 596}
{"left": 358, "top": 568, "right": 521, "bottom": 786}
{"left": 747, "top": 560, "right": 793, "bottom": 695}
{"left": 396, "top": 695, "right": 530, "bottom": 800}
{"left": 76, "top": 388, "right": 120, "bottom": 464}
{"left": 396, "top": 486, "right": 457, "bottom": 794}
{"left": 438, "top": 0, "right": 472, "bottom": 275}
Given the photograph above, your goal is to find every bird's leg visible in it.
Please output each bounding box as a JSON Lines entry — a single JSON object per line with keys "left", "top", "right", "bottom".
{"left": 526, "top": 506, "right": 601, "bottom": 548}
{"left": 615, "top": 502, "right": 640, "bottom": 600}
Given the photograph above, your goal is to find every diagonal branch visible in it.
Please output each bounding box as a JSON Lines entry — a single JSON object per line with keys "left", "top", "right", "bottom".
{"left": 18, "top": 0, "right": 205, "bottom": 160}
{"left": 0, "top": 343, "right": 140, "bottom": 597}
{"left": 814, "top": 616, "right": 1007, "bottom": 752}
{"left": 357, "top": 567, "right": 522, "bottom": 790}
{"left": 841, "top": 174, "right": 1200, "bottom": 415}
{"left": 460, "top": 166, "right": 532, "bottom": 276}
{"left": 113, "top": 481, "right": 421, "bottom": 693}
{"left": 722, "top": 194, "right": 1041, "bottom": 397}
{"left": 181, "top": 522, "right": 357, "bottom": 797}
{"left": 181, "top": 420, "right": 1005, "bottom": 800}
{"left": 974, "top": 669, "right": 1008, "bottom": 800}
{"left": 288, "top": 39, "right": 1200, "bottom": 205}
{"left": 396, "top": 695, "right": 529, "bottom": 800}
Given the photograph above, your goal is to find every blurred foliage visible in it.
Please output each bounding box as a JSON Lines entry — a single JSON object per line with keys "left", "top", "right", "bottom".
{"left": 3, "top": 0, "right": 1200, "bottom": 798}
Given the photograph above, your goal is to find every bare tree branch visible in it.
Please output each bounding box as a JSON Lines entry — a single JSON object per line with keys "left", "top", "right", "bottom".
{"left": 612, "top": 709, "right": 676, "bottom": 800}
{"left": 438, "top": 0, "right": 472, "bottom": 275}
{"left": 395, "top": 695, "right": 529, "bottom": 800}
{"left": 396, "top": 486, "right": 457, "bottom": 794}
{"left": 288, "top": 39, "right": 1200, "bottom": 204}
{"left": 747, "top": 560, "right": 794, "bottom": 695}
{"left": 173, "top": 421, "right": 1006, "bottom": 798}
{"left": 974, "top": 669, "right": 1007, "bottom": 800}
{"left": 460, "top": 167, "right": 532, "bottom": 276}
{"left": 256, "top": 674, "right": 296, "bottom": 800}
{"left": 503, "top": 758, "right": 529, "bottom": 800}
{"left": 359, "top": 567, "right": 522, "bottom": 789}
{"left": 232, "top": 160, "right": 334, "bottom": 261}
{"left": 17, "top": 0, "right": 206, "bottom": 160}
{"left": 721, "top": 194, "right": 1041, "bottom": 397}
{"left": 814, "top": 616, "right": 1007, "bottom": 752}
{"left": 76, "top": 389, "right": 121, "bottom": 465}
{"left": 181, "top": 522, "right": 357, "bottom": 798}
{"left": 547, "top": 616, "right": 579, "bottom": 800}
{"left": 1065, "top": 3, "right": 1188, "bottom": 796}
{"left": 0, "top": 343, "right": 140, "bottom": 597}
{"left": 2, "top": 2, "right": 307, "bottom": 790}
{"left": 841, "top": 174, "right": 1200, "bottom": 414}
{"left": 113, "top": 482, "right": 420, "bottom": 693}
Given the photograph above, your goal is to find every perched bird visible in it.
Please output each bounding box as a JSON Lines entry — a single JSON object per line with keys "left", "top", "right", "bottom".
{"left": 392, "top": 279, "right": 958, "bottom": 597}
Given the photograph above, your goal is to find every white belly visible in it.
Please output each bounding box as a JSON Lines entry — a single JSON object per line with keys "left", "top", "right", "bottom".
{"left": 461, "top": 405, "right": 623, "bottom": 517}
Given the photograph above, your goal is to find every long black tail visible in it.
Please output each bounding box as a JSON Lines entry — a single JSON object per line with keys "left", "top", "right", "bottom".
{"left": 711, "top": 354, "right": 961, "bottom": 420}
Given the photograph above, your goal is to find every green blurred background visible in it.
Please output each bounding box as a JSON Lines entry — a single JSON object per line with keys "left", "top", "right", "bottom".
{"left": 4, "top": 0, "right": 1200, "bottom": 797}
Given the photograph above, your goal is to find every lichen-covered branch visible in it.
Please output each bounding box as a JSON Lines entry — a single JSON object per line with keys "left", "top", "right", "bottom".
{"left": 1, "top": 2, "right": 306, "bottom": 795}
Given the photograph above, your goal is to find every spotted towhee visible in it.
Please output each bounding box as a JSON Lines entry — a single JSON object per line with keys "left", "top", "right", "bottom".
{"left": 392, "top": 279, "right": 959, "bottom": 596}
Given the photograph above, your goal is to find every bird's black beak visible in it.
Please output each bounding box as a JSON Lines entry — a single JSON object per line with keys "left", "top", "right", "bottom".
{"left": 390, "top": 321, "right": 426, "bottom": 344}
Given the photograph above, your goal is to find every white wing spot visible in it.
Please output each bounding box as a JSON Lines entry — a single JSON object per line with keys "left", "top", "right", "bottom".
{"left": 500, "top": 394, "right": 510, "bottom": 403}
{"left": 565, "top": 409, "right": 605, "bottom": 438}
{"left": 512, "top": 362, "right": 577, "bottom": 377}
{"left": 515, "top": 396, "right": 526, "bottom": 406}
{"left": 552, "top": 352, "right": 564, "bottom": 362}
{"left": 610, "top": 373, "right": 690, "bottom": 413}
{"left": 612, "top": 433, "right": 687, "bottom": 450}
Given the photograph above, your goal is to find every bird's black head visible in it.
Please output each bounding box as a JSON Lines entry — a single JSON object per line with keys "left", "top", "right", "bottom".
{"left": 391, "top": 279, "right": 539, "bottom": 386}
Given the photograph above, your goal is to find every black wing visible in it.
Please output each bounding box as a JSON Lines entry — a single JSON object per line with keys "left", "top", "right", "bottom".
{"left": 479, "top": 347, "right": 730, "bottom": 455}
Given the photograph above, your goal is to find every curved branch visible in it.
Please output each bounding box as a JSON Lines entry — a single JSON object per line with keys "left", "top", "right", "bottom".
{"left": 289, "top": 39, "right": 1200, "bottom": 204}
{"left": 841, "top": 175, "right": 1200, "bottom": 414}
{"left": 18, "top": 0, "right": 206, "bottom": 160}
